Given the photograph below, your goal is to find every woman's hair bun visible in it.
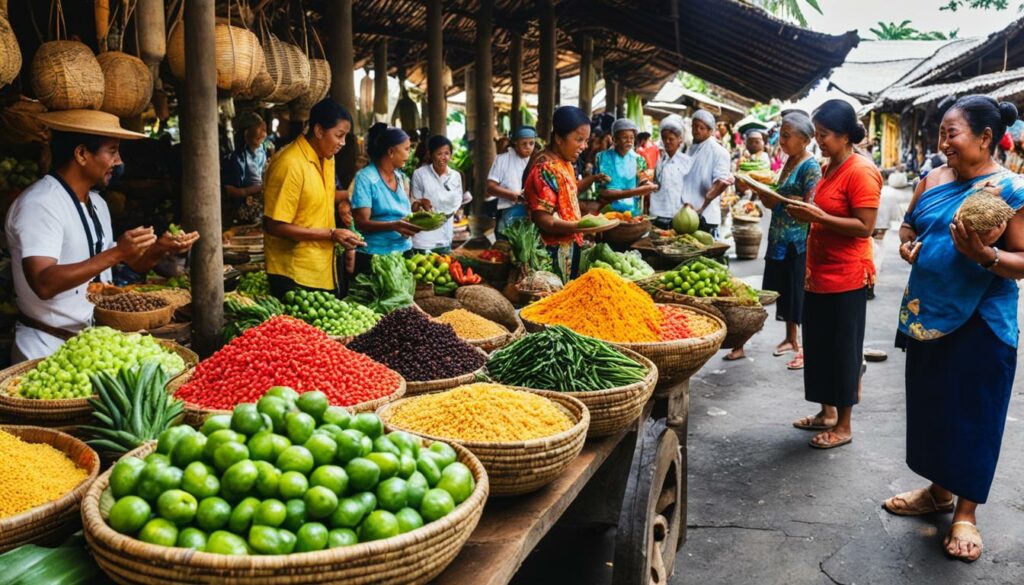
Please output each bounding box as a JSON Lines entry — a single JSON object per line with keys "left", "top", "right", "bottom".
{"left": 998, "top": 101, "right": 1019, "bottom": 127}
{"left": 850, "top": 122, "right": 867, "bottom": 144}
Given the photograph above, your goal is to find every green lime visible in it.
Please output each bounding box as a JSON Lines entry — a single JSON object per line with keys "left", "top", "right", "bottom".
{"left": 328, "top": 497, "right": 366, "bottom": 528}
{"left": 296, "top": 391, "right": 329, "bottom": 423}
{"left": 200, "top": 414, "right": 232, "bottom": 436}
{"left": 335, "top": 429, "right": 363, "bottom": 464}
{"left": 350, "top": 413, "right": 383, "bottom": 439}
{"left": 247, "top": 431, "right": 277, "bottom": 462}
{"left": 295, "top": 522, "right": 329, "bottom": 552}
{"left": 406, "top": 472, "right": 429, "bottom": 509}
{"left": 227, "top": 497, "right": 261, "bottom": 534}
{"left": 395, "top": 507, "right": 424, "bottom": 533}
{"left": 278, "top": 471, "right": 309, "bottom": 500}
{"left": 248, "top": 525, "right": 285, "bottom": 555}
{"left": 327, "top": 528, "right": 358, "bottom": 548}
{"left": 365, "top": 452, "right": 400, "bottom": 480}
{"left": 420, "top": 488, "right": 455, "bottom": 522}
{"left": 213, "top": 441, "right": 249, "bottom": 474}
{"left": 310, "top": 465, "right": 348, "bottom": 495}
{"left": 205, "top": 530, "right": 249, "bottom": 555}
{"left": 358, "top": 510, "right": 399, "bottom": 542}
{"left": 285, "top": 411, "right": 316, "bottom": 445}
{"left": 304, "top": 486, "right": 339, "bottom": 519}
{"left": 138, "top": 518, "right": 178, "bottom": 547}
{"left": 276, "top": 445, "right": 315, "bottom": 474}
{"left": 372, "top": 435, "right": 401, "bottom": 457}
{"left": 351, "top": 491, "right": 377, "bottom": 515}
{"left": 176, "top": 527, "right": 208, "bottom": 550}
{"left": 181, "top": 461, "right": 220, "bottom": 499}
{"left": 253, "top": 461, "right": 281, "bottom": 498}
{"left": 278, "top": 528, "right": 297, "bottom": 554}
{"left": 387, "top": 431, "right": 420, "bottom": 458}
{"left": 399, "top": 455, "right": 417, "bottom": 479}
{"left": 345, "top": 458, "right": 381, "bottom": 492}
{"left": 196, "top": 497, "right": 232, "bottom": 532}
{"left": 256, "top": 395, "right": 289, "bottom": 433}
{"left": 108, "top": 495, "right": 151, "bottom": 534}
{"left": 252, "top": 499, "right": 287, "bottom": 528}
{"left": 221, "top": 460, "right": 259, "bottom": 500}
{"left": 268, "top": 433, "right": 292, "bottom": 460}
{"left": 416, "top": 454, "right": 441, "bottom": 487}
{"left": 316, "top": 424, "right": 344, "bottom": 443}
{"left": 359, "top": 435, "right": 374, "bottom": 457}
{"left": 304, "top": 434, "right": 338, "bottom": 466}
{"left": 283, "top": 499, "right": 307, "bottom": 532}
{"left": 436, "top": 462, "right": 474, "bottom": 505}
{"left": 157, "top": 489, "right": 198, "bottom": 526}
{"left": 428, "top": 442, "right": 457, "bottom": 468}
{"left": 144, "top": 453, "right": 171, "bottom": 467}
{"left": 156, "top": 426, "right": 194, "bottom": 456}
{"left": 375, "top": 477, "right": 408, "bottom": 512}
{"left": 204, "top": 429, "right": 245, "bottom": 461}
{"left": 171, "top": 432, "right": 207, "bottom": 468}
{"left": 231, "top": 403, "right": 264, "bottom": 437}
{"left": 322, "top": 406, "right": 352, "bottom": 429}
{"left": 109, "top": 456, "right": 146, "bottom": 499}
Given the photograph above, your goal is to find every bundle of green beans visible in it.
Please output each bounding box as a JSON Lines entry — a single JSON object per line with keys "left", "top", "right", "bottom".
{"left": 486, "top": 325, "right": 647, "bottom": 391}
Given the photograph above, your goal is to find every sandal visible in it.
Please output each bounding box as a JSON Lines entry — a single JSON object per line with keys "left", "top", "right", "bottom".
{"left": 787, "top": 352, "right": 804, "bottom": 370}
{"left": 882, "top": 488, "right": 955, "bottom": 516}
{"left": 809, "top": 430, "right": 852, "bottom": 449}
{"left": 773, "top": 343, "right": 795, "bottom": 357}
{"left": 722, "top": 350, "right": 746, "bottom": 361}
{"left": 792, "top": 413, "right": 837, "bottom": 431}
{"left": 944, "top": 521, "right": 983, "bottom": 562}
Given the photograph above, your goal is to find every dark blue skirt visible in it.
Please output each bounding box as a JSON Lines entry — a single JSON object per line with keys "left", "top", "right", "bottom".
{"left": 901, "top": 313, "right": 1016, "bottom": 503}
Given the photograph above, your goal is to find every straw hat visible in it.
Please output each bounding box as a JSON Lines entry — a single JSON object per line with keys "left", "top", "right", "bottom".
{"left": 35, "top": 109, "right": 145, "bottom": 140}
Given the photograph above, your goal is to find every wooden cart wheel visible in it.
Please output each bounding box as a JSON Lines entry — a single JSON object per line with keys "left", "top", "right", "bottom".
{"left": 612, "top": 417, "right": 683, "bottom": 585}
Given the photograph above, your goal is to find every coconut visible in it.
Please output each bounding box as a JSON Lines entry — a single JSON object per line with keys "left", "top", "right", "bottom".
{"left": 957, "top": 191, "right": 1015, "bottom": 233}
{"left": 455, "top": 285, "right": 517, "bottom": 329}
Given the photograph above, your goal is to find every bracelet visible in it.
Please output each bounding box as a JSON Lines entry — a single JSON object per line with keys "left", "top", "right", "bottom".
{"left": 982, "top": 246, "right": 1000, "bottom": 269}
{"left": 329, "top": 228, "right": 337, "bottom": 241}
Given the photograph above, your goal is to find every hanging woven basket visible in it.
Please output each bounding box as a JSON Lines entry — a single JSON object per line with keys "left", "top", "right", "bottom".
{"left": 166, "top": 22, "right": 264, "bottom": 96}
{"left": 262, "top": 33, "right": 310, "bottom": 104}
{"left": 0, "top": 13, "right": 21, "bottom": 87}
{"left": 292, "top": 57, "right": 330, "bottom": 113}
{"left": 97, "top": 52, "right": 152, "bottom": 118}
{"left": 0, "top": 97, "right": 48, "bottom": 147}
{"left": 31, "top": 41, "right": 104, "bottom": 110}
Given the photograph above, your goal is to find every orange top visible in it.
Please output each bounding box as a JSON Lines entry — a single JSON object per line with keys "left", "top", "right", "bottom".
{"left": 805, "top": 154, "right": 882, "bottom": 294}
{"left": 524, "top": 153, "right": 583, "bottom": 246}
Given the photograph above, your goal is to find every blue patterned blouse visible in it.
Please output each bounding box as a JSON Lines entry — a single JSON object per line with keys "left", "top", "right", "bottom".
{"left": 766, "top": 156, "right": 821, "bottom": 260}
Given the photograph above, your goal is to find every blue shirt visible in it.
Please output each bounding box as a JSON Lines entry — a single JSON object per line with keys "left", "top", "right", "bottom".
{"left": 595, "top": 148, "right": 646, "bottom": 215}
{"left": 222, "top": 145, "right": 267, "bottom": 188}
{"left": 352, "top": 163, "right": 413, "bottom": 255}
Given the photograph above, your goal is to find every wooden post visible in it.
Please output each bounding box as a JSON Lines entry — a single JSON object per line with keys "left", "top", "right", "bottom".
{"left": 427, "top": 0, "right": 447, "bottom": 136}
{"left": 327, "top": 0, "right": 358, "bottom": 186}
{"left": 373, "top": 41, "right": 389, "bottom": 122}
{"left": 579, "top": 35, "right": 594, "bottom": 116}
{"left": 181, "top": 0, "right": 223, "bottom": 356}
{"left": 605, "top": 73, "right": 618, "bottom": 118}
{"left": 95, "top": 0, "right": 109, "bottom": 53}
{"left": 510, "top": 31, "right": 523, "bottom": 130}
{"left": 473, "top": 0, "right": 496, "bottom": 228}
{"left": 537, "top": 0, "right": 556, "bottom": 139}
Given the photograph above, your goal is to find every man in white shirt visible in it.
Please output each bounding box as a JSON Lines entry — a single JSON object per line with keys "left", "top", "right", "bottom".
{"left": 681, "top": 109, "right": 734, "bottom": 237}
{"left": 650, "top": 116, "right": 694, "bottom": 228}
{"left": 487, "top": 126, "right": 537, "bottom": 237}
{"left": 5, "top": 110, "right": 199, "bottom": 361}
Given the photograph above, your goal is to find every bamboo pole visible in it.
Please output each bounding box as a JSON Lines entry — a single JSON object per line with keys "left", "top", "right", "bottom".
{"left": 579, "top": 35, "right": 594, "bottom": 116}
{"left": 426, "top": 0, "right": 446, "bottom": 136}
{"left": 95, "top": 0, "right": 109, "bottom": 53}
{"left": 327, "top": 0, "right": 358, "bottom": 186}
{"left": 373, "top": 40, "right": 389, "bottom": 122}
{"left": 181, "top": 0, "right": 223, "bottom": 357}
{"left": 474, "top": 0, "right": 495, "bottom": 212}
{"left": 537, "top": 0, "right": 556, "bottom": 139}
{"left": 510, "top": 31, "right": 523, "bottom": 130}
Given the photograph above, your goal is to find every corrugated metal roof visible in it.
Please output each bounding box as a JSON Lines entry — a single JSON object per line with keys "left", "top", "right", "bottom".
{"left": 874, "top": 67, "right": 1024, "bottom": 108}
{"left": 826, "top": 39, "right": 962, "bottom": 101}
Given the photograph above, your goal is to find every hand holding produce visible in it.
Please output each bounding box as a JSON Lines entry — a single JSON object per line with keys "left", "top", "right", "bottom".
{"left": 576, "top": 214, "right": 613, "bottom": 230}
{"left": 956, "top": 187, "right": 1015, "bottom": 245}
{"left": 404, "top": 210, "right": 447, "bottom": 231}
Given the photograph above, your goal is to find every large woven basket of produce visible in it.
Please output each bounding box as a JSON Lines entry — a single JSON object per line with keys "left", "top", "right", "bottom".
{"left": 486, "top": 328, "right": 658, "bottom": 437}
{"left": 93, "top": 292, "right": 175, "bottom": 332}
{"left": 434, "top": 308, "right": 521, "bottom": 353}
{"left": 403, "top": 346, "right": 489, "bottom": 397}
{"left": 0, "top": 333, "right": 195, "bottom": 429}
{"left": 81, "top": 395, "right": 488, "bottom": 585}
{"left": 0, "top": 425, "right": 100, "bottom": 553}
{"left": 601, "top": 212, "right": 651, "bottom": 245}
{"left": 378, "top": 384, "right": 588, "bottom": 496}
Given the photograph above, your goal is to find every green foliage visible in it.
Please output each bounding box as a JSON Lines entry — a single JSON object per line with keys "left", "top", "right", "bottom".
{"left": 749, "top": 103, "right": 781, "bottom": 123}
{"left": 625, "top": 93, "right": 646, "bottom": 131}
{"left": 677, "top": 72, "right": 707, "bottom": 94}
{"left": 941, "top": 0, "right": 1009, "bottom": 10}
{"left": 751, "top": 0, "right": 822, "bottom": 27}
{"left": 870, "top": 20, "right": 958, "bottom": 40}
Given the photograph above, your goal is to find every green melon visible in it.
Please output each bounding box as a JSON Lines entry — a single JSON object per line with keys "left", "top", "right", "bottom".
{"left": 672, "top": 207, "right": 700, "bottom": 235}
{"left": 692, "top": 230, "right": 714, "bottom": 246}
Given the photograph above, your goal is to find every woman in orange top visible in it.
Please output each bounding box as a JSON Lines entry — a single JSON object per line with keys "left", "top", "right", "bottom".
{"left": 524, "top": 106, "right": 593, "bottom": 280}
{"left": 787, "top": 100, "right": 882, "bottom": 450}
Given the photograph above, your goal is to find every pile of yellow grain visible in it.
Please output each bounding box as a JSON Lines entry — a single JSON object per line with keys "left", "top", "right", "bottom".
{"left": 437, "top": 309, "right": 508, "bottom": 340}
{"left": 0, "top": 429, "right": 88, "bottom": 519}
{"left": 387, "top": 383, "right": 573, "bottom": 442}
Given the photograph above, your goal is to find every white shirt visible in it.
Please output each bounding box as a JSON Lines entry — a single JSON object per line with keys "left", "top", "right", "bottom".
{"left": 681, "top": 138, "right": 732, "bottom": 225}
{"left": 410, "top": 164, "right": 466, "bottom": 250}
{"left": 650, "top": 148, "right": 694, "bottom": 219}
{"left": 487, "top": 150, "right": 530, "bottom": 210}
{"left": 5, "top": 175, "right": 114, "bottom": 360}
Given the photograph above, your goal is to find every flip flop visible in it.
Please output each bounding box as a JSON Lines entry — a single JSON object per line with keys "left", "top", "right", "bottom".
{"left": 882, "top": 488, "right": 955, "bottom": 516}
{"left": 772, "top": 345, "right": 794, "bottom": 357}
{"left": 944, "top": 522, "right": 983, "bottom": 562}
{"left": 787, "top": 352, "right": 804, "bottom": 370}
{"left": 792, "top": 414, "right": 837, "bottom": 431}
{"left": 722, "top": 352, "right": 746, "bottom": 361}
{"left": 809, "top": 432, "right": 852, "bottom": 449}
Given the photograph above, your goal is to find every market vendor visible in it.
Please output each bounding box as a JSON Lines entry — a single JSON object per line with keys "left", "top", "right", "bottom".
{"left": 263, "top": 99, "right": 365, "bottom": 299}
{"left": 351, "top": 123, "right": 420, "bottom": 276}
{"left": 594, "top": 118, "right": 658, "bottom": 216}
{"left": 5, "top": 110, "right": 199, "bottom": 362}
{"left": 222, "top": 112, "right": 268, "bottom": 227}
{"left": 410, "top": 135, "right": 471, "bottom": 255}
{"left": 649, "top": 116, "right": 693, "bottom": 230}
{"left": 681, "top": 109, "right": 734, "bottom": 237}
{"left": 486, "top": 126, "right": 536, "bottom": 237}
{"left": 524, "top": 106, "right": 592, "bottom": 281}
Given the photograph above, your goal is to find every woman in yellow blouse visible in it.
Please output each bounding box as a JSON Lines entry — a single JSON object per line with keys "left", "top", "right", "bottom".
{"left": 263, "top": 99, "right": 364, "bottom": 298}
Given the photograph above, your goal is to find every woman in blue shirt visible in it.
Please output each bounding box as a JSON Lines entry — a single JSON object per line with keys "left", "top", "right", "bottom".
{"left": 352, "top": 123, "right": 420, "bottom": 275}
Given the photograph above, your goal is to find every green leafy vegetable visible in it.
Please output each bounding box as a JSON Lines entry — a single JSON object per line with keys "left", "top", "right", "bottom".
{"left": 503, "top": 219, "right": 552, "bottom": 272}
{"left": 344, "top": 252, "right": 415, "bottom": 314}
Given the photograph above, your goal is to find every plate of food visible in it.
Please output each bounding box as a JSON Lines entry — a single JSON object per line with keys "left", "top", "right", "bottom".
{"left": 575, "top": 216, "right": 621, "bottom": 234}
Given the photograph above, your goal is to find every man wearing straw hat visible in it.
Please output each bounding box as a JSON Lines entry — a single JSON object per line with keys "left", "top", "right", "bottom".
{"left": 5, "top": 109, "right": 199, "bottom": 362}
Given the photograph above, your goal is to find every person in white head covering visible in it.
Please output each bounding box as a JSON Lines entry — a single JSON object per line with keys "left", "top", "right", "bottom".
{"left": 649, "top": 116, "right": 694, "bottom": 228}
{"left": 681, "top": 109, "right": 734, "bottom": 236}
{"left": 594, "top": 118, "right": 658, "bottom": 216}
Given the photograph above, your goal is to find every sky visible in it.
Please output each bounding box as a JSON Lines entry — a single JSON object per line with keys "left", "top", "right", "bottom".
{"left": 803, "top": 0, "right": 1013, "bottom": 39}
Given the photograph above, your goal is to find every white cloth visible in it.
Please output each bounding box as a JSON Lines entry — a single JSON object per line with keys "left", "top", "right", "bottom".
{"left": 410, "top": 164, "right": 464, "bottom": 250}
{"left": 5, "top": 175, "right": 114, "bottom": 360}
{"left": 486, "top": 150, "right": 530, "bottom": 210}
{"left": 650, "top": 148, "right": 694, "bottom": 219}
{"left": 681, "top": 138, "right": 731, "bottom": 225}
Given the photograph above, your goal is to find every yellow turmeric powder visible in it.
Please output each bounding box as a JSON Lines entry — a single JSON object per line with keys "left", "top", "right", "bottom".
{"left": 438, "top": 309, "right": 508, "bottom": 340}
{"left": 387, "top": 383, "right": 573, "bottom": 442}
{"left": 0, "top": 429, "right": 89, "bottom": 519}
{"left": 521, "top": 268, "right": 662, "bottom": 342}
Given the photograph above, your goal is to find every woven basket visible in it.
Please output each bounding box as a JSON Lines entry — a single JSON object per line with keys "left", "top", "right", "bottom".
{"left": 292, "top": 57, "right": 330, "bottom": 112}
{"left": 602, "top": 219, "right": 651, "bottom": 245}
{"left": 263, "top": 34, "right": 310, "bottom": 104}
{"left": 166, "top": 369, "right": 407, "bottom": 428}
{"left": 716, "top": 302, "right": 769, "bottom": 348}
{"left": 758, "top": 290, "right": 780, "bottom": 306}
{"left": 460, "top": 315, "right": 524, "bottom": 353}
{"left": 0, "top": 425, "right": 100, "bottom": 553}
{"left": 31, "top": 41, "right": 104, "bottom": 110}
{"left": 379, "top": 389, "right": 588, "bottom": 496}
{"left": 94, "top": 304, "right": 174, "bottom": 332}
{"left": 0, "top": 13, "right": 21, "bottom": 87}
{"left": 167, "top": 22, "right": 264, "bottom": 95}
{"left": 81, "top": 439, "right": 487, "bottom": 585}
{"left": 96, "top": 51, "right": 153, "bottom": 118}
{"left": 0, "top": 341, "right": 197, "bottom": 428}
{"left": 0, "top": 97, "right": 48, "bottom": 146}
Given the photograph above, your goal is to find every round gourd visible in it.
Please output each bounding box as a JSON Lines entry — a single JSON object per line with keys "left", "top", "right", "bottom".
{"left": 672, "top": 207, "right": 700, "bottom": 235}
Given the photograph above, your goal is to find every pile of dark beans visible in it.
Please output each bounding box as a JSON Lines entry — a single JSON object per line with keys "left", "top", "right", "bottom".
{"left": 95, "top": 293, "right": 169, "bottom": 313}
{"left": 347, "top": 307, "right": 486, "bottom": 381}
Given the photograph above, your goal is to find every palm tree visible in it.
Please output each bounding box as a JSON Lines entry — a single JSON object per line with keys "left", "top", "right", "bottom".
{"left": 870, "top": 20, "right": 920, "bottom": 40}
{"left": 752, "top": 0, "right": 823, "bottom": 27}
